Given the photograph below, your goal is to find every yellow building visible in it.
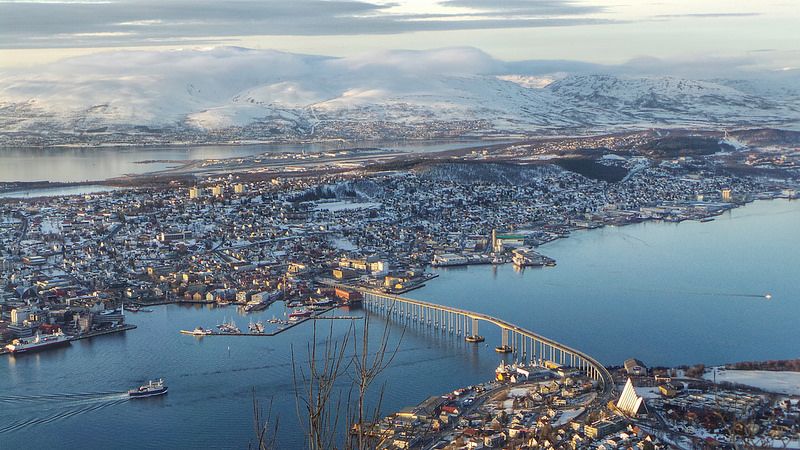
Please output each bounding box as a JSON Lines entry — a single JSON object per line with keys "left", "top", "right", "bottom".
{"left": 234, "top": 183, "right": 245, "bottom": 194}
{"left": 188, "top": 187, "right": 201, "bottom": 199}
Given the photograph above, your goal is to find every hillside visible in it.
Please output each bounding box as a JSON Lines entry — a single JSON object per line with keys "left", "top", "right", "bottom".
{"left": 1, "top": 47, "right": 799, "bottom": 145}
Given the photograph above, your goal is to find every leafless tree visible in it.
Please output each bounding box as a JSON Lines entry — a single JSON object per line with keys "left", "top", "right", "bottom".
{"left": 253, "top": 302, "right": 405, "bottom": 449}
{"left": 249, "top": 388, "right": 279, "bottom": 450}
{"left": 347, "top": 312, "right": 405, "bottom": 450}
{"left": 292, "top": 320, "right": 353, "bottom": 450}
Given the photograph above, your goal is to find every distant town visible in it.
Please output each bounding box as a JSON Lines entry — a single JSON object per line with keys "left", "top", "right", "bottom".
{"left": 1, "top": 130, "right": 799, "bottom": 448}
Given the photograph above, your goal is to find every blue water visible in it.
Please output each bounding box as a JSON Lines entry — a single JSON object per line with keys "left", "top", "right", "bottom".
{"left": 0, "top": 303, "right": 496, "bottom": 449}
{"left": 0, "top": 139, "right": 495, "bottom": 183}
{"left": 0, "top": 199, "right": 797, "bottom": 448}
{"left": 413, "top": 199, "right": 800, "bottom": 368}
{"left": 0, "top": 185, "right": 120, "bottom": 198}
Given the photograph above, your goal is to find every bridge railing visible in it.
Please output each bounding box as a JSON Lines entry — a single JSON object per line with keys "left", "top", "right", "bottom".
{"left": 356, "top": 288, "right": 613, "bottom": 392}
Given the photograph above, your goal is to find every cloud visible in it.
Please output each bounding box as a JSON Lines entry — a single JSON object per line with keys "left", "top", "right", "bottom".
{"left": 442, "top": 0, "right": 605, "bottom": 16}
{"left": 652, "top": 12, "right": 761, "bottom": 19}
{"left": 0, "top": 0, "right": 610, "bottom": 49}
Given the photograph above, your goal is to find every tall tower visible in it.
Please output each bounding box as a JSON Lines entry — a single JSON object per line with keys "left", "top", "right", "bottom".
{"left": 491, "top": 229, "right": 498, "bottom": 253}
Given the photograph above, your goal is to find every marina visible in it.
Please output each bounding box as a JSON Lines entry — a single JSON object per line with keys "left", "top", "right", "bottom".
{"left": 177, "top": 306, "right": 339, "bottom": 337}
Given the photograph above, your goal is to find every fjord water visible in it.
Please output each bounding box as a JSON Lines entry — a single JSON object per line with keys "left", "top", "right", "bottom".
{"left": 0, "top": 140, "right": 491, "bottom": 183}
{"left": 0, "top": 304, "right": 494, "bottom": 449}
{"left": 1, "top": 199, "right": 798, "bottom": 448}
{"left": 414, "top": 199, "right": 800, "bottom": 367}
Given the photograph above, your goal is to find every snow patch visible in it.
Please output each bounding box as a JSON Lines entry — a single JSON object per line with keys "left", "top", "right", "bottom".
{"left": 705, "top": 369, "right": 800, "bottom": 395}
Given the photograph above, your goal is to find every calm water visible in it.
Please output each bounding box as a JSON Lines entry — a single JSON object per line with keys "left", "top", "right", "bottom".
{"left": 0, "top": 303, "right": 496, "bottom": 449}
{"left": 0, "top": 185, "right": 120, "bottom": 199}
{"left": 1, "top": 199, "right": 798, "bottom": 448}
{"left": 413, "top": 199, "right": 800, "bottom": 368}
{"left": 0, "top": 140, "right": 494, "bottom": 183}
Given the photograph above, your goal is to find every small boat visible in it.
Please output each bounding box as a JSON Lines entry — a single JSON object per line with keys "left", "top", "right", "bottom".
{"left": 216, "top": 318, "right": 240, "bottom": 334}
{"left": 309, "top": 297, "right": 335, "bottom": 307}
{"left": 700, "top": 217, "right": 715, "bottom": 223}
{"left": 288, "top": 308, "right": 312, "bottom": 319}
{"left": 248, "top": 321, "right": 265, "bottom": 334}
{"left": 180, "top": 327, "right": 213, "bottom": 336}
{"left": 129, "top": 379, "right": 168, "bottom": 398}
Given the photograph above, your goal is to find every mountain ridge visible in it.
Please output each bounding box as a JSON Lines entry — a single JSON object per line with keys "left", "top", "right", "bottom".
{"left": 1, "top": 47, "right": 798, "bottom": 145}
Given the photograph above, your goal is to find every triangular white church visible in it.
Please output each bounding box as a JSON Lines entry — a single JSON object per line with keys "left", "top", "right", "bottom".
{"left": 616, "top": 378, "right": 645, "bottom": 416}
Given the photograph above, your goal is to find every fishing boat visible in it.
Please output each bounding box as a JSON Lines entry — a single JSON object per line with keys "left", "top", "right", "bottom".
{"left": 180, "top": 327, "right": 213, "bottom": 336}
{"left": 129, "top": 379, "right": 168, "bottom": 398}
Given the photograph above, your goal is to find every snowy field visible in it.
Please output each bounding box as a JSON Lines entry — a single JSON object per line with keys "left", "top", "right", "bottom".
{"left": 705, "top": 369, "right": 800, "bottom": 395}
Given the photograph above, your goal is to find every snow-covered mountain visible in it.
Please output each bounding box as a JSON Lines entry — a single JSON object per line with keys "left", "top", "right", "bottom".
{"left": 1, "top": 47, "right": 798, "bottom": 143}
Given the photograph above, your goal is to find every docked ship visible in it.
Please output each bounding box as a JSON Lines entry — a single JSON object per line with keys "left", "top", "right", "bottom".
{"left": 129, "top": 379, "right": 168, "bottom": 398}
{"left": 511, "top": 247, "right": 556, "bottom": 268}
{"left": 4, "top": 330, "right": 72, "bottom": 354}
{"left": 288, "top": 308, "right": 313, "bottom": 320}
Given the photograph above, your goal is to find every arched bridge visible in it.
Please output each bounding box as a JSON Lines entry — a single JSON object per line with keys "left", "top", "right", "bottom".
{"left": 355, "top": 289, "right": 613, "bottom": 392}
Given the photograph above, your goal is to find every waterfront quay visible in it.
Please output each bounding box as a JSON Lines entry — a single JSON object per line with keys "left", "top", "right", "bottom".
{"left": 0, "top": 323, "right": 137, "bottom": 356}
{"left": 372, "top": 364, "right": 618, "bottom": 450}
{"left": 374, "top": 359, "right": 800, "bottom": 450}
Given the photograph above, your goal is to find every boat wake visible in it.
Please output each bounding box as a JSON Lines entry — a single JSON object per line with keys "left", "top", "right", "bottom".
{"left": 0, "top": 391, "right": 129, "bottom": 434}
{"left": 0, "top": 391, "right": 124, "bottom": 403}
{"left": 542, "top": 282, "right": 772, "bottom": 300}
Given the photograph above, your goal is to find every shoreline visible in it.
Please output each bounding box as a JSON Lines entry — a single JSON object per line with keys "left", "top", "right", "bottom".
{"left": 0, "top": 324, "right": 137, "bottom": 356}
{"left": 0, "top": 138, "right": 501, "bottom": 190}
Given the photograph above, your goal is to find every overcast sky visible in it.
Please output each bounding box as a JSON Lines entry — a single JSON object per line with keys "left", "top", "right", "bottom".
{"left": 0, "top": 0, "right": 798, "bottom": 72}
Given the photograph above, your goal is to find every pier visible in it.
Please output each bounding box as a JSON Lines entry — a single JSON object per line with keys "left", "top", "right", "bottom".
{"left": 70, "top": 324, "right": 138, "bottom": 341}
{"left": 178, "top": 306, "right": 344, "bottom": 337}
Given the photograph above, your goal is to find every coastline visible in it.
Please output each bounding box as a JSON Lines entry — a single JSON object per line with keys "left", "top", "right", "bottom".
{"left": 0, "top": 324, "right": 137, "bottom": 356}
